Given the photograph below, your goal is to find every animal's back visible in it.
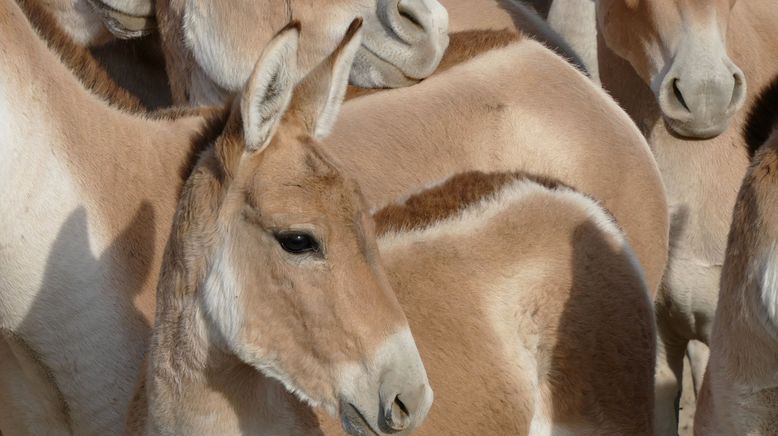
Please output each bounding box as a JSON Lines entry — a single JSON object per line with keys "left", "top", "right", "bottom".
{"left": 329, "top": 37, "right": 667, "bottom": 297}
{"left": 371, "top": 171, "right": 655, "bottom": 434}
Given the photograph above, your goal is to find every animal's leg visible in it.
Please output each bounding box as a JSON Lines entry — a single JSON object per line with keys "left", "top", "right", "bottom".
{"left": 654, "top": 303, "right": 687, "bottom": 436}
{"left": 685, "top": 341, "right": 709, "bottom": 396}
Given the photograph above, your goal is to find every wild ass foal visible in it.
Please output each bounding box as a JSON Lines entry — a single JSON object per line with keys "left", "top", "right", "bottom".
{"left": 694, "top": 79, "right": 778, "bottom": 436}
{"left": 127, "top": 21, "right": 433, "bottom": 436}
{"left": 595, "top": 0, "right": 778, "bottom": 432}
{"left": 0, "top": 1, "right": 429, "bottom": 434}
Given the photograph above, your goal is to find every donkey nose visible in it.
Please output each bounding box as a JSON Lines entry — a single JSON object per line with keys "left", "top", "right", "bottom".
{"left": 385, "top": 0, "right": 448, "bottom": 45}
{"left": 379, "top": 382, "right": 431, "bottom": 432}
{"left": 658, "top": 58, "right": 746, "bottom": 138}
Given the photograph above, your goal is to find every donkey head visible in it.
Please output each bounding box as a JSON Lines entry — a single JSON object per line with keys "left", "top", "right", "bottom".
{"left": 196, "top": 20, "right": 432, "bottom": 435}
{"left": 598, "top": 0, "right": 745, "bottom": 138}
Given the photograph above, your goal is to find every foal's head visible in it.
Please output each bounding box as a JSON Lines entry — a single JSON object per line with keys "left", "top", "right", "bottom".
{"left": 598, "top": 0, "right": 746, "bottom": 138}
{"left": 183, "top": 20, "right": 432, "bottom": 435}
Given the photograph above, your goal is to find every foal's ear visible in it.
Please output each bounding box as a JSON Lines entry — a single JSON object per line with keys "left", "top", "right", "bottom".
{"left": 241, "top": 22, "right": 301, "bottom": 152}
{"left": 287, "top": 18, "right": 364, "bottom": 141}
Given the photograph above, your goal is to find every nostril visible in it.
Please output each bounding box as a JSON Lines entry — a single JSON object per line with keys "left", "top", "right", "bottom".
{"left": 381, "top": 394, "right": 412, "bottom": 432}
{"left": 728, "top": 72, "right": 746, "bottom": 111}
{"left": 672, "top": 78, "right": 691, "bottom": 113}
{"left": 393, "top": 395, "right": 409, "bottom": 419}
{"left": 398, "top": 4, "right": 424, "bottom": 29}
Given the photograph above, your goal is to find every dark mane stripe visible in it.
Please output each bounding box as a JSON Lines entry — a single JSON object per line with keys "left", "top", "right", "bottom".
{"left": 14, "top": 0, "right": 209, "bottom": 123}
{"left": 373, "top": 170, "right": 569, "bottom": 237}
{"left": 744, "top": 74, "right": 778, "bottom": 158}
{"left": 15, "top": 0, "right": 147, "bottom": 113}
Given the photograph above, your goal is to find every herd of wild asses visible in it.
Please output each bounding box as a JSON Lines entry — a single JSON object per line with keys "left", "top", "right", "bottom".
{"left": 1, "top": 0, "right": 778, "bottom": 434}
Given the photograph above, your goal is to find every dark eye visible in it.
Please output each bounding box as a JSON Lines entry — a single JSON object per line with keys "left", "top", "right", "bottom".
{"left": 275, "top": 232, "right": 320, "bottom": 254}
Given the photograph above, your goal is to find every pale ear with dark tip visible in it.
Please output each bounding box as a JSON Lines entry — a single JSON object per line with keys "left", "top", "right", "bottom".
{"left": 241, "top": 22, "right": 301, "bottom": 152}
{"left": 287, "top": 18, "right": 364, "bottom": 141}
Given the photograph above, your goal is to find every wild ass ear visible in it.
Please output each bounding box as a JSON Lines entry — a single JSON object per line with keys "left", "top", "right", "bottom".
{"left": 240, "top": 22, "right": 301, "bottom": 152}
{"left": 287, "top": 18, "right": 364, "bottom": 141}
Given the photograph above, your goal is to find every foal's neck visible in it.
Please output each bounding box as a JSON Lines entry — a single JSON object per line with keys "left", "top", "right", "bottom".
{"left": 140, "top": 291, "right": 322, "bottom": 435}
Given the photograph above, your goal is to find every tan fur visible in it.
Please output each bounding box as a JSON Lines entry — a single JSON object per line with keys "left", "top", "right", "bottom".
{"left": 694, "top": 131, "right": 778, "bottom": 435}
{"left": 595, "top": 0, "right": 778, "bottom": 433}
{"left": 309, "top": 171, "right": 656, "bottom": 434}
{"left": 23, "top": 0, "right": 173, "bottom": 111}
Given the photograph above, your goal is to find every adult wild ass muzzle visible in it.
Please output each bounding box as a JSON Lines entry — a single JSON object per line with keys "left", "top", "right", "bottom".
{"left": 655, "top": 24, "right": 746, "bottom": 138}
{"left": 351, "top": 0, "right": 449, "bottom": 87}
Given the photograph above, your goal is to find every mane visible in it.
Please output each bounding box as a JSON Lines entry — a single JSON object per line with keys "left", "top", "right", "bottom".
{"left": 373, "top": 171, "right": 570, "bottom": 237}
{"left": 175, "top": 106, "right": 232, "bottom": 188}
{"left": 15, "top": 0, "right": 147, "bottom": 113}
{"left": 15, "top": 0, "right": 210, "bottom": 123}
{"left": 744, "top": 74, "right": 778, "bottom": 159}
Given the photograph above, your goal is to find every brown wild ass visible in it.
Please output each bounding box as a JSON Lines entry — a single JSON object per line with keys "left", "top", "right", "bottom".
{"left": 694, "top": 78, "right": 778, "bottom": 436}
{"left": 126, "top": 21, "right": 433, "bottom": 435}
{"left": 595, "top": 0, "right": 778, "bottom": 432}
